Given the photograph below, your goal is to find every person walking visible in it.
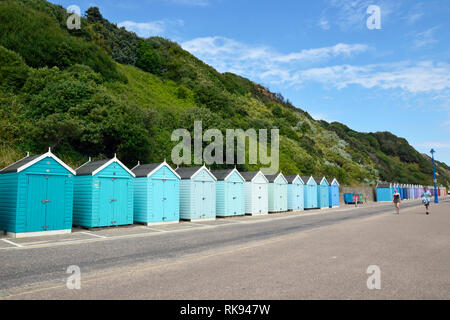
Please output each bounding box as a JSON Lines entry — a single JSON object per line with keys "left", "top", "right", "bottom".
{"left": 393, "top": 189, "right": 401, "bottom": 214}
{"left": 421, "top": 189, "right": 431, "bottom": 215}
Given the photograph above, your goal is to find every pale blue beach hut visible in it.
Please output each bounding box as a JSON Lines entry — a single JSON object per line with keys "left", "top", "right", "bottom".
{"left": 132, "top": 161, "right": 180, "bottom": 225}
{"left": 328, "top": 178, "right": 340, "bottom": 208}
{"left": 286, "top": 175, "right": 304, "bottom": 211}
{"left": 315, "top": 177, "right": 330, "bottom": 209}
{"left": 176, "top": 166, "right": 216, "bottom": 221}
{"left": 303, "top": 176, "right": 318, "bottom": 209}
{"left": 212, "top": 168, "right": 245, "bottom": 217}
{"left": 266, "top": 173, "right": 288, "bottom": 213}
{"left": 241, "top": 171, "right": 269, "bottom": 215}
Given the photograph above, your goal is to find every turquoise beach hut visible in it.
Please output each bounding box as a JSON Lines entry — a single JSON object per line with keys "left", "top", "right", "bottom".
{"left": 132, "top": 161, "right": 180, "bottom": 225}
{"left": 376, "top": 183, "right": 393, "bottom": 202}
{"left": 328, "top": 178, "right": 340, "bottom": 208}
{"left": 315, "top": 177, "right": 330, "bottom": 209}
{"left": 302, "top": 176, "right": 318, "bottom": 209}
{"left": 266, "top": 173, "right": 288, "bottom": 213}
{"left": 212, "top": 168, "right": 245, "bottom": 217}
{"left": 0, "top": 149, "right": 75, "bottom": 238}
{"left": 176, "top": 166, "right": 217, "bottom": 221}
{"left": 286, "top": 175, "right": 304, "bottom": 211}
{"left": 241, "top": 171, "right": 269, "bottom": 215}
{"left": 73, "top": 155, "right": 135, "bottom": 228}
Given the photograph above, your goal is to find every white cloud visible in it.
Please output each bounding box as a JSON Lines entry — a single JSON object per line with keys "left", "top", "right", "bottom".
{"left": 318, "top": 18, "right": 330, "bottom": 30}
{"left": 296, "top": 61, "right": 450, "bottom": 93}
{"left": 182, "top": 36, "right": 450, "bottom": 96}
{"left": 319, "top": 0, "right": 400, "bottom": 31}
{"left": 182, "top": 36, "right": 369, "bottom": 79}
{"left": 118, "top": 19, "right": 184, "bottom": 38}
{"left": 413, "top": 26, "right": 439, "bottom": 49}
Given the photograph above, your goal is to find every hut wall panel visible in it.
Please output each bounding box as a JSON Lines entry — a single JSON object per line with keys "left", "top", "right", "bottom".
{"left": 0, "top": 173, "right": 18, "bottom": 231}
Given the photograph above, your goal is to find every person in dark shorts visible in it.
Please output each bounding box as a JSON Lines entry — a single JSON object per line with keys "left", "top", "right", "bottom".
{"left": 421, "top": 190, "right": 431, "bottom": 215}
{"left": 393, "top": 189, "right": 401, "bottom": 214}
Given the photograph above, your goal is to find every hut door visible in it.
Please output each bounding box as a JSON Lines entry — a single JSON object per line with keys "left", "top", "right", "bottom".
{"left": 26, "top": 175, "right": 47, "bottom": 232}
{"left": 99, "top": 178, "right": 114, "bottom": 226}
{"left": 255, "top": 183, "right": 264, "bottom": 213}
{"left": 45, "top": 175, "right": 67, "bottom": 230}
{"left": 113, "top": 178, "right": 128, "bottom": 225}
{"left": 152, "top": 179, "right": 164, "bottom": 221}
{"left": 163, "top": 180, "right": 178, "bottom": 221}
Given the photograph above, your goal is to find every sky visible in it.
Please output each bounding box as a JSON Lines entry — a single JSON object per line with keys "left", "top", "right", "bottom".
{"left": 50, "top": 0, "right": 450, "bottom": 165}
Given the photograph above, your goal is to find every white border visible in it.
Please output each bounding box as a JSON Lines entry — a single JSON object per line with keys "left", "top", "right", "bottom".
{"left": 91, "top": 155, "right": 136, "bottom": 177}
{"left": 145, "top": 161, "right": 181, "bottom": 179}
{"left": 7, "top": 229, "right": 72, "bottom": 238}
{"left": 15, "top": 151, "right": 76, "bottom": 175}
{"left": 188, "top": 165, "right": 218, "bottom": 181}
{"left": 222, "top": 168, "right": 245, "bottom": 182}
{"left": 251, "top": 170, "right": 269, "bottom": 183}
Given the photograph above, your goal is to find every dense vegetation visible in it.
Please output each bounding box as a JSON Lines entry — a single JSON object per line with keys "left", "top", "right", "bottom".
{"left": 0, "top": 0, "right": 448, "bottom": 187}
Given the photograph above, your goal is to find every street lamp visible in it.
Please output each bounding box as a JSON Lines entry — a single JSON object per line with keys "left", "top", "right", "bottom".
{"left": 430, "top": 149, "right": 439, "bottom": 204}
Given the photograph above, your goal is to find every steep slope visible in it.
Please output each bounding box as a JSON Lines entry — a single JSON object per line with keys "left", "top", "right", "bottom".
{"left": 0, "top": 0, "right": 448, "bottom": 187}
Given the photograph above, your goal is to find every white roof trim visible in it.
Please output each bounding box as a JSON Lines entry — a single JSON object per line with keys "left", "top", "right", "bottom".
{"left": 91, "top": 157, "right": 136, "bottom": 177}
{"left": 190, "top": 165, "right": 218, "bottom": 181}
{"left": 252, "top": 170, "right": 269, "bottom": 183}
{"left": 290, "top": 175, "right": 304, "bottom": 185}
{"left": 146, "top": 161, "right": 181, "bottom": 179}
{"left": 295, "top": 175, "right": 306, "bottom": 184}
{"left": 330, "top": 178, "right": 339, "bottom": 186}
{"left": 273, "top": 172, "right": 288, "bottom": 184}
{"left": 317, "top": 176, "right": 329, "bottom": 185}
{"left": 223, "top": 168, "right": 245, "bottom": 182}
{"left": 16, "top": 151, "right": 76, "bottom": 175}
{"left": 304, "top": 176, "right": 315, "bottom": 185}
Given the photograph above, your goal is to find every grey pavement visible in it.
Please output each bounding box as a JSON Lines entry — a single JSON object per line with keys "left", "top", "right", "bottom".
{"left": 0, "top": 198, "right": 449, "bottom": 299}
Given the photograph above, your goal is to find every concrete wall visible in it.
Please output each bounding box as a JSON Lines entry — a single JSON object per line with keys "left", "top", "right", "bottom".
{"left": 340, "top": 187, "right": 377, "bottom": 204}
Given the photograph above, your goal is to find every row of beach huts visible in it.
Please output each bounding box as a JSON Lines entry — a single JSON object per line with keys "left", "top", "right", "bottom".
{"left": 376, "top": 182, "right": 447, "bottom": 201}
{"left": 0, "top": 150, "right": 339, "bottom": 238}
{"left": 0, "top": 150, "right": 446, "bottom": 238}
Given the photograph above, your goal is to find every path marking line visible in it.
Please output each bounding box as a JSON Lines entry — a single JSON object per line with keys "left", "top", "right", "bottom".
{"left": 1, "top": 239, "right": 23, "bottom": 248}
{"left": 79, "top": 232, "right": 107, "bottom": 239}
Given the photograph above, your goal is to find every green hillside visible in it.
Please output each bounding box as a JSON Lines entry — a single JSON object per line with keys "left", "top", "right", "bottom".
{"left": 0, "top": 0, "right": 448, "bottom": 187}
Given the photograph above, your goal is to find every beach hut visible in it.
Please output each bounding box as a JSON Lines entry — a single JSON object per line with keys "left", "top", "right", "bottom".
{"left": 132, "top": 161, "right": 180, "bottom": 225}
{"left": 402, "top": 184, "right": 408, "bottom": 200}
{"left": 211, "top": 168, "right": 245, "bottom": 217}
{"left": 302, "top": 176, "right": 318, "bottom": 209}
{"left": 73, "top": 155, "right": 135, "bottom": 228}
{"left": 176, "top": 166, "right": 216, "bottom": 221}
{"left": 0, "top": 149, "right": 75, "bottom": 237}
{"left": 286, "top": 175, "right": 304, "bottom": 211}
{"left": 266, "top": 173, "right": 288, "bottom": 213}
{"left": 315, "top": 177, "right": 330, "bottom": 209}
{"left": 398, "top": 184, "right": 404, "bottom": 200}
{"left": 328, "top": 178, "right": 340, "bottom": 208}
{"left": 241, "top": 171, "right": 269, "bottom": 215}
{"left": 376, "top": 183, "right": 393, "bottom": 202}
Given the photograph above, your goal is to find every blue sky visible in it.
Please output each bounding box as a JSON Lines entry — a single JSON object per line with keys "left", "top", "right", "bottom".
{"left": 51, "top": 0, "right": 450, "bottom": 165}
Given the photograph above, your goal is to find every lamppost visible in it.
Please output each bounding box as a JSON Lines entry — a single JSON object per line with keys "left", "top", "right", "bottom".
{"left": 430, "top": 148, "right": 439, "bottom": 204}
